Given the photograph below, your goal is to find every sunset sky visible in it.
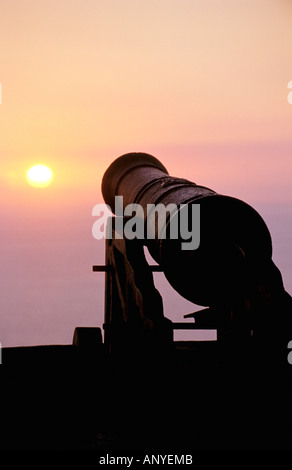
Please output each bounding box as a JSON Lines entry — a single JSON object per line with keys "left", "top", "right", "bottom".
{"left": 1, "top": 0, "right": 292, "bottom": 346}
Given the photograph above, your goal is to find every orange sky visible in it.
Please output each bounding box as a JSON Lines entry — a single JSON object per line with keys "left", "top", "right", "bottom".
{"left": 1, "top": 0, "right": 292, "bottom": 194}
{"left": 1, "top": 0, "right": 292, "bottom": 346}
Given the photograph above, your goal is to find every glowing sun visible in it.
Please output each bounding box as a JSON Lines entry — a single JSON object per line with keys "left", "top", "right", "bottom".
{"left": 26, "top": 164, "right": 53, "bottom": 188}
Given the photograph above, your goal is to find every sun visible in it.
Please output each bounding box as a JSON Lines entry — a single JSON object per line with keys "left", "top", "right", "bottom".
{"left": 26, "top": 164, "right": 53, "bottom": 188}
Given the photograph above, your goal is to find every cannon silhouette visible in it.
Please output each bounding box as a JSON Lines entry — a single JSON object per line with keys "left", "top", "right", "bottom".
{"left": 93, "top": 152, "right": 292, "bottom": 368}
{"left": 3, "top": 152, "right": 292, "bottom": 451}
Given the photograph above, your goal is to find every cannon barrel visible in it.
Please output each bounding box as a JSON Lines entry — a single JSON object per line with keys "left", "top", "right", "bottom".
{"left": 102, "top": 152, "right": 272, "bottom": 306}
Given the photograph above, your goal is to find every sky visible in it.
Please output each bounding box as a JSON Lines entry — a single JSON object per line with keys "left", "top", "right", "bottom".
{"left": 1, "top": 0, "right": 292, "bottom": 347}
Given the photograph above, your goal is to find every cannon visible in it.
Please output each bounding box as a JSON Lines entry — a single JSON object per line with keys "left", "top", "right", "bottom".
{"left": 2, "top": 152, "right": 292, "bottom": 452}
{"left": 94, "top": 152, "right": 292, "bottom": 367}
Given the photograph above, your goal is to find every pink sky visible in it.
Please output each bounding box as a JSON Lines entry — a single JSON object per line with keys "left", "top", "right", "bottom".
{"left": 1, "top": 0, "right": 292, "bottom": 346}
